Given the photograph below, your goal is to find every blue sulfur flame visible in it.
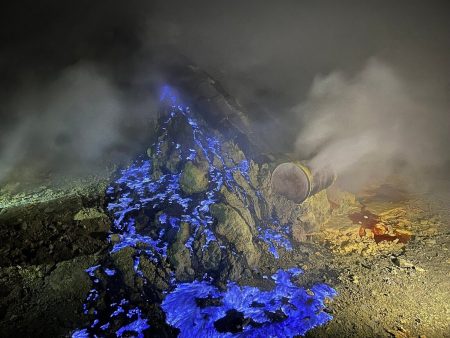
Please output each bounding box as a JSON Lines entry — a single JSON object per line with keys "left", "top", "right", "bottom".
{"left": 115, "top": 308, "right": 150, "bottom": 338}
{"left": 162, "top": 268, "right": 336, "bottom": 338}
{"left": 72, "top": 86, "right": 336, "bottom": 337}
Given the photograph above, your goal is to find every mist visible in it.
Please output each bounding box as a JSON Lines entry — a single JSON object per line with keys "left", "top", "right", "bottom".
{"left": 0, "top": 62, "right": 158, "bottom": 183}
{"left": 0, "top": 0, "right": 449, "bottom": 188}
{"left": 294, "top": 59, "right": 450, "bottom": 191}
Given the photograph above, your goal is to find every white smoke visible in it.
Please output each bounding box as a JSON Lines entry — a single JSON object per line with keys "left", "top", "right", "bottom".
{"left": 0, "top": 63, "right": 129, "bottom": 182}
{"left": 294, "top": 59, "right": 449, "bottom": 191}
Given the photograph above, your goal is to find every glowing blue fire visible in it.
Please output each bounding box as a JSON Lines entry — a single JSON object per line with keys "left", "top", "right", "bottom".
{"left": 72, "top": 86, "right": 335, "bottom": 337}
{"left": 115, "top": 308, "right": 150, "bottom": 338}
{"left": 258, "top": 220, "right": 293, "bottom": 259}
{"left": 162, "top": 268, "right": 336, "bottom": 338}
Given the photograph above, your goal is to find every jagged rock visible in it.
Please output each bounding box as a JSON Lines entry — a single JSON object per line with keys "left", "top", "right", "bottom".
{"left": 271, "top": 190, "right": 331, "bottom": 241}
{"left": 111, "top": 246, "right": 136, "bottom": 288}
{"left": 257, "top": 162, "right": 273, "bottom": 197}
{"left": 167, "top": 222, "right": 193, "bottom": 280}
{"left": 139, "top": 256, "right": 169, "bottom": 291}
{"left": 180, "top": 161, "right": 209, "bottom": 194}
{"left": 249, "top": 161, "right": 261, "bottom": 187}
{"left": 212, "top": 155, "right": 224, "bottom": 169}
{"left": 110, "top": 234, "right": 120, "bottom": 243}
{"left": 46, "top": 256, "right": 94, "bottom": 299}
{"left": 297, "top": 190, "right": 332, "bottom": 232}
{"left": 73, "top": 208, "right": 105, "bottom": 221}
{"left": 73, "top": 208, "right": 110, "bottom": 233}
{"left": 220, "top": 185, "right": 256, "bottom": 230}
{"left": 222, "top": 141, "right": 246, "bottom": 165}
{"left": 292, "top": 226, "right": 307, "bottom": 242}
{"left": 166, "top": 149, "right": 182, "bottom": 173}
{"left": 211, "top": 203, "right": 260, "bottom": 266}
{"left": 198, "top": 240, "right": 222, "bottom": 272}
{"left": 392, "top": 257, "right": 414, "bottom": 268}
{"left": 232, "top": 168, "right": 262, "bottom": 220}
{"left": 220, "top": 253, "right": 245, "bottom": 281}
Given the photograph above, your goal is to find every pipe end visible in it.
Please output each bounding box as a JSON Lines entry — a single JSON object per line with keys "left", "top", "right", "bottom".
{"left": 271, "top": 162, "right": 311, "bottom": 204}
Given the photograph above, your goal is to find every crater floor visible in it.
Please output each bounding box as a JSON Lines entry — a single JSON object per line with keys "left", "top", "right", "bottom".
{"left": 1, "top": 175, "right": 449, "bottom": 337}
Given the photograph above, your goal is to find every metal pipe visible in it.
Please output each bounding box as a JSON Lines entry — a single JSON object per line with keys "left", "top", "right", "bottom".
{"left": 271, "top": 162, "right": 336, "bottom": 203}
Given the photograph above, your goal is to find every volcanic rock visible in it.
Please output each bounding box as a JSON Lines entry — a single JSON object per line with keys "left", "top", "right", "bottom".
{"left": 167, "top": 222, "right": 193, "bottom": 280}
{"left": 73, "top": 208, "right": 110, "bottom": 233}
{"left": 271, "top": 189, "right": 332, "bottom": 241}
{"left": 211, "top": 203, "right": 260, "bottom": 266}
{"left": 180, "top": 161, "right": 209, "bottom": 194}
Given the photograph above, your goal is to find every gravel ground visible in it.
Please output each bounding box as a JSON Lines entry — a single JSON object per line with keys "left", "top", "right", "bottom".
{"left": 0, "top": 177, "right": 448, "bottom": 337}
{"left": 303, "top": 183, "right": 450, "bottom": 338}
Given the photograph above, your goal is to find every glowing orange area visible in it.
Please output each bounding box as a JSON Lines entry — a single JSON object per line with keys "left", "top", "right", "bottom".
{"left": 349, "top": 207, "right": 411, "bottom": 244}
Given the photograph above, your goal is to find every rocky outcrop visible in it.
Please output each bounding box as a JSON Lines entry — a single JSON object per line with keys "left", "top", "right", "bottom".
{"left": 180, "top": 161, "right": 209, "bottom": 194}
{"left": 70, "top": 84, "right": 338, "bottom": 337}
{"left": 167, "top": 222, "right": 193, "bottom": 280}
{"left": 73, "top": 207, "right": 110, "bottom": 233}
{"left": 0, "top": 65, "right": 339, "bottom": 338}
{"left": 211, "top": 203, "right": 259, "bottom": 266}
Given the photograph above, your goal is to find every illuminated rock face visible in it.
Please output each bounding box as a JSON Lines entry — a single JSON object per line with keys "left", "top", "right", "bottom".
{"left": 180, "top": 161, "right": 209, "bottom": 194}
{"left": 72, "top": 87, "right": 336, "bottom": 337}
{"left": 211, "top": 203, "right": 260, "bottom": 266}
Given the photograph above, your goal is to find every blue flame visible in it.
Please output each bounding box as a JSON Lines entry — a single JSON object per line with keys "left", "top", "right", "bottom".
{"left": 115, "top": 308, "right": 150, "bottom": 338}
{"left": 73, "top": 86, "right": 335, "bottom": 337}
{"left": 161, "top": 268, "right": 336, "bottom": 338}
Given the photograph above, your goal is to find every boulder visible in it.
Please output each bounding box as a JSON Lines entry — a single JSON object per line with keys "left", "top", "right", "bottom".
{"left": 167, "top": 222, "right": 193, "bottom": 280}
{"left": 73, "top": 208, "right": 110, "bottom": 233}
{"left": 111, "top": 246, "right": 136, "bottom": 288}
{"left": 211, "top": 203, "right": 260, "bottom": 266}
{"left": 271, "top": 190, "right": 331, "bottom": 242}
{"left": 180, "top": 161, "right": 209, "bottom": 194}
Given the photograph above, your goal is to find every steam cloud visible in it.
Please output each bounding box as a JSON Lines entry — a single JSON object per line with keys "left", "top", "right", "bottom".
{"left": 0, "top": 63, "right": 157, "bottom": 183}
{"left": 294, "top": 59, "right": 450, "bottom": 191}
{"left": 0, "top": 1, "right": 449, "bottom": 189}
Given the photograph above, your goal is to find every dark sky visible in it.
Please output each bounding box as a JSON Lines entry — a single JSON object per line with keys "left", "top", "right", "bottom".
{"left": 2, "top": 1, "right": 449, "bottom": 100}
{"left": 0, "top": 1, "right": 449, "bottom": 186}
